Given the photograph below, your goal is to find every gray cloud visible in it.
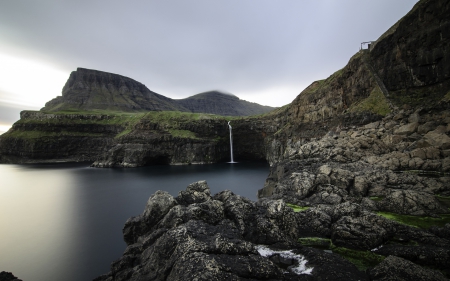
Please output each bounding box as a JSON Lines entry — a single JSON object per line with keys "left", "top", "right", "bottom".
{"left": 0, "top": 0, "right": 417, "bottom": 124}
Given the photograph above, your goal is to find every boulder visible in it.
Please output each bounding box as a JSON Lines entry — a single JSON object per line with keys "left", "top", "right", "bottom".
{"left": 331, "top": 212, "right": 392, "bottom": 250}
{"left": 369, "top": 255, "right": 447, "bottom": 281}
{"left": 394, "top": 122, "right": 419, "bottom": 135}
{"left": 418, "top": 131, "right": 450, "bottom": 149}
{"left": 176, "top": 180, "right": 211, "bottom": 205}
{"left": 378, "top": 189, "right": 448, "bottom": 216}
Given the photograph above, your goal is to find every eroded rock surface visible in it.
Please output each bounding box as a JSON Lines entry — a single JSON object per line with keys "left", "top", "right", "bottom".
{"left": 97, "top": 182, "right": 375, "bottom": 281}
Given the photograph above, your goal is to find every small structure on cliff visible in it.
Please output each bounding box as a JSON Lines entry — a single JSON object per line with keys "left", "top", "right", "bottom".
{"left": 360, "top": 41, "right": 375, "bottom": 51}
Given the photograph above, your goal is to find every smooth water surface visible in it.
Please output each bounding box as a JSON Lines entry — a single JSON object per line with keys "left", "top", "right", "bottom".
{"left": 0, "top": 162, "right": 269, "bottom": 281}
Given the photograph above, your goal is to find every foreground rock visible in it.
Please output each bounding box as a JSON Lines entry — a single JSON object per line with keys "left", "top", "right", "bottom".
{"left": 96, "top": 181, "right": 370, "bottom": 281}
{"left": 96, "top": 181, "right": 450, "bottom": 280}
{"left": 369, "top": 255, "right": 447, "bottom": 281}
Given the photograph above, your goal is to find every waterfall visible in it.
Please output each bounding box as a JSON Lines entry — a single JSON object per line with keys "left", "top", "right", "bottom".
{"left": 228, "top": 121, "right": 236, "bottom": 163}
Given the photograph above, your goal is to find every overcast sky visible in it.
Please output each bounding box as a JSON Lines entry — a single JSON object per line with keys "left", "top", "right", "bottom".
{"left": 0, "top": 0, "right": 417, "bottom": 134}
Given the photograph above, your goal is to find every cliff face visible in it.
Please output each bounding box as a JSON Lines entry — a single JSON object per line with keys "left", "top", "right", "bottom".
{"left": 369, "top": 0, "right": 450, "bottom": 106}
{"left": 0, "top": 111, "right": 120, "bottom": 163}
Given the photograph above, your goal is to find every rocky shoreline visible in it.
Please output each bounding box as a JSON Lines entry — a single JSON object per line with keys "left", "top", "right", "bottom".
{"left": 93, "top": 180, "right": 449, "bottom": 280}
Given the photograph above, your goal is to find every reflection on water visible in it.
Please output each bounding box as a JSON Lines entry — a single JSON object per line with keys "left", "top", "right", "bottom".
{"left": 0, "top": 162, "right": 269, "bottom": 281}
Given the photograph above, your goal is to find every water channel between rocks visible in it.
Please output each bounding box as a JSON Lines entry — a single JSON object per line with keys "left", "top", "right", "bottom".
{"left": 0, "top": 161, "right": 269, "bottom": 281}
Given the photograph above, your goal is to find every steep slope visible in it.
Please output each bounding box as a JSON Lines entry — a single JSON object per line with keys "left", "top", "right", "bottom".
{"left": 177, "top": 91, "right": 275, "bottom": 116}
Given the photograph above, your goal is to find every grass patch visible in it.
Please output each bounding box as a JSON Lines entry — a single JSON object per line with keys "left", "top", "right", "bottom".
{"left": 3, "top": 130, "right": 103, "bottom": 139}
{"left": 369, "top": 196, "right": 384, "bottom": 202}
{"left": 331, "top": 246, "right": 385, "bottom": 271}
{"left": 298, "top": 237, "right": 331, "bottom": 249}
{"left": 142, "top": 111, "right": 225, "bottom": 123}
{"left": 115, "top": 129, "right": 132, "bottom": 139}
{"left": 377, "top": 212, "right": 450, "bottom": 229}
{"left": 348, "top": 86, "right": 391, "bottom": 116}
{"left": 168, "top": 129, "right": 198, "bottom": 139}
{"left": 297, "top": 237, "right": 385, "bottom": 271}
{"left": 286, "top": 203, "right": 310, "bottom": 212}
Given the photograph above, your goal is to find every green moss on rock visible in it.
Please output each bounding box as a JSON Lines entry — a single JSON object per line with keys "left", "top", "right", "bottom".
{"left": 298, "top": 237, "right": 331, "bottom": 248}
{"left": 348, "top": 87, "right": 391, "bottom": 116}
{"left": 377, "top": 212, "right": 450, "bottom": 229}
{"left": 331, "top": 246, "right": 385, "bottom": 271}
{"left": 286, "top": 203, "right": 310, "bottom": 212}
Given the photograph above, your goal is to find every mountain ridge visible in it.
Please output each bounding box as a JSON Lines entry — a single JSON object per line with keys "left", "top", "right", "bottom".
{"left": 42, "top": 68, "right": 276, "bottom": 116}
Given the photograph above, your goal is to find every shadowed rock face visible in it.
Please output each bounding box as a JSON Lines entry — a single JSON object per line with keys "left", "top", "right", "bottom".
{"left": 369, "top": 0, "right": 450, "bottom": 105}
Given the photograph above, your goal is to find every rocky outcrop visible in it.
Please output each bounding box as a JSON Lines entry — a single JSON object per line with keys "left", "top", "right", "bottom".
{"left": 369, "top": 255, "right": 447, "bottom": 281}
{"left": 97, "top": 181, "right": 450, "bottom": 280}
{"left": 0, "top": 272, "right": 22, "bottom": 281}
{"left": 96, "top": 181, "right": 372, "bottom": 281}
{"left": 42, "top": 69, "right": 275, "bottom": 116}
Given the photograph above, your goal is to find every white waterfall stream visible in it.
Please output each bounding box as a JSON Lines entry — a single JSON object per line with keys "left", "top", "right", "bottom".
{"left": 228, "top": 121, "right": 236, "bottom": 163}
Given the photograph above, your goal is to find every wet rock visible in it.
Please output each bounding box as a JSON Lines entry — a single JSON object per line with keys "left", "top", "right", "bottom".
{"left": 369, "top": 255, "right": 447, "bottom": 281}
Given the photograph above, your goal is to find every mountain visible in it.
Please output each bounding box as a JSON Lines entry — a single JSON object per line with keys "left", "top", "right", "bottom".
{"left": 42, "top": 68, "right": 184, "bottom": 112}
{"left": 42, "top": 68, "right": 276, "bottom": 116}
{"left": 177, "top": 91, "right": 275, "bottom": 116}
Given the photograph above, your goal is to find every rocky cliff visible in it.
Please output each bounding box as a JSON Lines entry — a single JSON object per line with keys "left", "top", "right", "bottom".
{"left": 42, "top": 68, "right": 275, "bottom": 116}
{"left": 2, "top": 0, "right": 450, "bottom": 279}
{"left": 94, "top": 0, "right": 450, "bottom": 280}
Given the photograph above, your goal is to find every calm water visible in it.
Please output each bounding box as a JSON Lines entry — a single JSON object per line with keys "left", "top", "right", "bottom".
{"left": 0, "top": 162, "right": 269, "bottom": 281}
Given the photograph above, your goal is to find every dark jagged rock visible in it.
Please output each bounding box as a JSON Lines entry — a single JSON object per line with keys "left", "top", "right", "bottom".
{"left": 369, "top": 255, "right": 447, "bottom": 281}
{"left": 0, "top": 272, "right": 22, "bottom": 281}
{"left": 97, "top": 181, "right": 370, "bottom": 281}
